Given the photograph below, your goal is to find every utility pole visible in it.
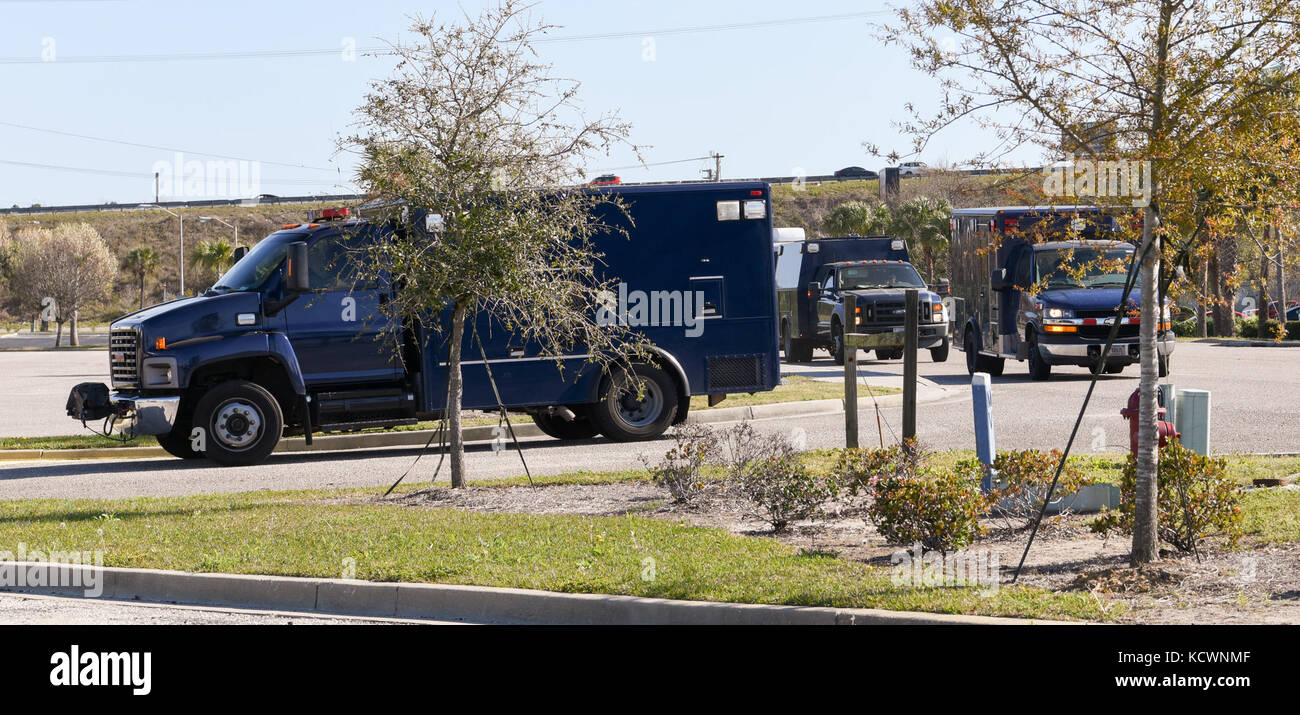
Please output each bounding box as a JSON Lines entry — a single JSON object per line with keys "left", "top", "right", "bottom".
{"left": 709, "top": 151, "right": 723, "bottom": 182}
{"left": 154, "top": 172, "right": 159, "bottom": 204}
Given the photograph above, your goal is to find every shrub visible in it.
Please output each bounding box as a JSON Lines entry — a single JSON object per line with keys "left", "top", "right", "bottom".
{"left": 717, "top": 422, "right": 838, "bottom": 532}
{"left": 868, "top": 469, "right": 990, "bottom": 553}
{"left": 833, "top": 440, "right": 926, "bottom": 496}
{"left": 641, "top": 424, "right": 717, "bottom": 504}
{"left": 974, "top": 449, "right": 1088, "bottom": 531}
{"left": 1171, "top": 317, "right": 1199, "bottom": 337}
{"left": 1093, "top": 440, "right": 1242, "bottom": 553}
{"left": 1237, "top": 317, "right": 1299, "bottom": 340}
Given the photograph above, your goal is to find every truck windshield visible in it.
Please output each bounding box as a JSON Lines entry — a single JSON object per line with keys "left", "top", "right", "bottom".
{"left": 210, "top": 235, "right": 292, "bottom": 293}
{"left": 839, "top": 264, "right": 926, "bottom": 290}
{"left": 1034, "top": 247, "right": 1134, "bottom": 289}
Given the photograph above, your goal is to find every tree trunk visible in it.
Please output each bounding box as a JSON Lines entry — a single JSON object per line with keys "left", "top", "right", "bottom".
{"left": 1211, "top": 236, "right": 1235, "bottom": 336}
{"left": 1276, "top": 225, "right": 1286, "bottom": 328}
{"left": 1196, "top": 252, "right": 1208, "bottom": 338}
{"left": 1259, "top": 228, "right": 1270, "bottom": 333}
{"left": 139, "top": 271, "right": 146, "bottom": 310}
{"left": 54, "top": 319, "right": 63, "bottom": 348}
{"left": 446, "top": 300, "right": 469, "bottom": 488}
{"left": 70, "top": 310, "right": 79, "bottom": 347}
{"left": 1131, "top": 204, "right": 1161, "bottom": 566}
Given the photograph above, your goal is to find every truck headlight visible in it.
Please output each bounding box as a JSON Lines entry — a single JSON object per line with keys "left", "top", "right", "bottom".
{"left": 1045, "top": 306, "right": 1073, "bottom": 319}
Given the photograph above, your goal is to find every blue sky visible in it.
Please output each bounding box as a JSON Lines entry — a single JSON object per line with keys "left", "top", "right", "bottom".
{"left": 0, "top": 0, "right": 1043, "bottom": 206}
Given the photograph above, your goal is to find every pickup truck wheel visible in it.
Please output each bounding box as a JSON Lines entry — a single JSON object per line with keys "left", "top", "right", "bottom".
{"left": 831, "top": 321, "right": 846, "bottom": 365}
{"left": 193, "top": 380, "right": 284, "bottom": 466}
{"left": 589, "top": 364, "right": 679, "bottom": 442}
{"left": 930, "top": 337, "right": 950, "bottom": 363}
{"left": 1158, "top": 354, "right": 1170, "bottom": 378}
{"left": 1027, "top": 336, "right": 1052, "bottom": 381}
{"left": 155, "top": 417, "right": 203, "bottom": 459}
{"left": 531, "top": 409, "right": 599, "bottom": 440}
{"left": 964, "top": 331, "right": 979, "bottom": 375}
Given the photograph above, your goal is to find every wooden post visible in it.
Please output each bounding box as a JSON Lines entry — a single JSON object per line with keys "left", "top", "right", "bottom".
{"left": 844, "top": 294, "right": 858, "bottom": 448}
{"left": 903, "top": 289, "right": 918, "bottom": 441}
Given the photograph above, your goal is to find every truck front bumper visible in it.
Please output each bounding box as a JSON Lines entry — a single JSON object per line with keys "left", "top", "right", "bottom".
{"left": 852, "top": 322, "right": 948, "bottom": 349}
{"left": 67, "top": 383, "right": 180, "bottom": 436}
{"left": 1038, "top": 333, "right": 1175, "bottom": 365}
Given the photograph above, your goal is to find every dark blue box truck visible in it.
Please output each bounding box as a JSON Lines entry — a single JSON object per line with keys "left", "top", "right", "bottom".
{"left": 775, "top": 235, "right": 950, "bottom": 364}
{"left": 69, "top": 182, "right": 781, "bottom": 465}
{"left": 948, "top": 205, "right": 1174, "bottom": 380}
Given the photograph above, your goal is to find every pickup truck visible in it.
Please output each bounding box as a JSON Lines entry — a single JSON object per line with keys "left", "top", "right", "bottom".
{"left": 68, "top": 182, "right": 781, "bottom": 465}
{"left": 775, "top": 236, "right": 950, "bottom": 365}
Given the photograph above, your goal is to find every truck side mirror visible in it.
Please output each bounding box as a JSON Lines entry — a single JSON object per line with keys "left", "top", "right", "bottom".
{"left": 807, "top": 281, "right": 821, "bottom": 298}
{"left": 286, "top": 241, "right": 309, "bottom": 293}
{"left": 233, "top": 245, "right": 248, "bottom": 262}
{"left": 990, "top": 267, "right": 1009, "bottom": 291}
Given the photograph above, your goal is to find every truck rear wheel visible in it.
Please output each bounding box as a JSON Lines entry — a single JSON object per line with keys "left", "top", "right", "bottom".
{"left": 782, "top": 324, "right": 813, "bottom": 363}
{"left": 588, "top": 364, "right": 679, "bottom": 442}
{"left": 531, "top": 409, "right": 599, "bottom": 440}
{"left": 193, "top": 380, "right": 284, "bottom": 466}
{"left": 156, "top": 416, "right": 203, "bottom": 460}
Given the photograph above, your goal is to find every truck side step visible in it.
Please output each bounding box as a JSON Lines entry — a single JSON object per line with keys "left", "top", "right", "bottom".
{"left": 315, "top": 388, "right": 415, "bottom": 416}
{"left": 315, "top": 418, "right": 420, "bottom": 433}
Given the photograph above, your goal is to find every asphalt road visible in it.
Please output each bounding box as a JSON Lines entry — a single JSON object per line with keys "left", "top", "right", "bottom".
{"left": 0, "top": 341, "right": 1295, "bottom": 500}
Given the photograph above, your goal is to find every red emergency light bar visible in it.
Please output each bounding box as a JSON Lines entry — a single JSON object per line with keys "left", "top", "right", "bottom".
{"left": 307, "top": 207, "right": 352, "bottom": 221}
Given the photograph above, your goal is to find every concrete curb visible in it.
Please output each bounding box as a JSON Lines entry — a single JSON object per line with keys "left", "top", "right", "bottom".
{"left": 0, "top": 388, "right": 952, "bottom": 463}
{"left": 1193, "top": 338, "right": 1300, "bottom": 348}
{"left": 0, "top": 562, "right": 1068, "bottom": 625}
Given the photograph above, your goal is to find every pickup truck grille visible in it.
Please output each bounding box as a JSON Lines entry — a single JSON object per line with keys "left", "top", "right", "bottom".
{"left": 109, "top": 328, "right": 140, "bottom": 387}
{"left": 862, "top": 301, "right": 906, "bottom": 326}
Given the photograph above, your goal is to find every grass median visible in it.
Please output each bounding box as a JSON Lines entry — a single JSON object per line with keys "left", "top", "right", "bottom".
{"left": 0, "top": 484, "right": 1103, "bottom": 621}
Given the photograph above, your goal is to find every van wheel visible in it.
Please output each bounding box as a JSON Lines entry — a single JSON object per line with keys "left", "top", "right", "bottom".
{"left": 589, "top": 364, "right": 679, "bottom": 442}
{"left": 930, "top": 337, "right": 950, "bottom": 363}
{"left": 1027, "top": 336, "right": 1052, "bottom": 380}
{"left": 193, "top": 380, "right": 284, "bottom": 466}
{"left": 531, "top": 409, "right": 599, "bottom": 440}
{"left": 156, "top": 415, "right": 203, "bottom": 459}
{"left": 831, "top": 320, "right": 846, "bottom": 365}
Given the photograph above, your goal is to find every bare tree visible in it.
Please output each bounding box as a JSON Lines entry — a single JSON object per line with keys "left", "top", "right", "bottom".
{"left": 11, "top": 223, "right": 116, "bottom": 346}
{"left": 886, "top": 0, "right": 1300, "bottom": 564}
{"left": 341, "top": 2, "right": 646, "bottom": 488}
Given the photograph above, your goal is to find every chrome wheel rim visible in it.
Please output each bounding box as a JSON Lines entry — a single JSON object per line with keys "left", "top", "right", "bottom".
{"left": 212, "top": 399, "right": 262, "bottom": 451}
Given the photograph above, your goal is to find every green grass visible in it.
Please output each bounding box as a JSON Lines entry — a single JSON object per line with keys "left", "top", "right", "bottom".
{"left": 1239, "top": 488, "right": 1300, "bottom": 544}
{"left": 0, "top": 486, "right": 1106, "bottom": 620}
{"left": 691, "top": 374, "right": 898, "bottom": 411}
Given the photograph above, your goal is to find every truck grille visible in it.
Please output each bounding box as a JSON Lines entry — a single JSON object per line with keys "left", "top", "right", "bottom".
{"left": 862, "top": 301, "right": 906, "bottom": 326}
{"left": 109, "top": 328, "right": 140, "bottom": 387}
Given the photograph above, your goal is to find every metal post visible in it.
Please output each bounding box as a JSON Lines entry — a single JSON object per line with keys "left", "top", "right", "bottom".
{"left": 178, "top": 215, "right": 185, "bottom": 296}
{"left": 844, "top": 294, "right": 858, "bottom": 448}
{"left": 972, "top": 372, "right": 996, "bottom": 491}
{"left": 903, "top": 289, "right": 918, "bottom": 441}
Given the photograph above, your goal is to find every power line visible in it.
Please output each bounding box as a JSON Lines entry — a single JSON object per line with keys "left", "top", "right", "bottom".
{"left": 0, "top": 120, "right": 338, "bottom": 172}
{"left": 0, "top": 158, "right": 352, "bottom": 186}
{"left": 0, "top": 11, "right": 890, "bottom": 64}
{"left": 592, "top": 155, "right": 715, "bottom": 172}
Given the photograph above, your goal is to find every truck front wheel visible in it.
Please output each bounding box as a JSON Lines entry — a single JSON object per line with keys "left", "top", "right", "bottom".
{"left": 155, "top": 415, "right": 203, "bottom": 460}
{"left": 831, "top": 320, "right": 847, "bottom": 365}
{"left": 589, "top": 364, "right": 679, "bottom": 442}
{"left": 1027, "top": 335, "right": 1052, "bottom": 380}
{"left": 930, "top": 337, "right": 950, "bottom": 363}
{"left": 193, "top": 380, "right": 284, "bottom": 466}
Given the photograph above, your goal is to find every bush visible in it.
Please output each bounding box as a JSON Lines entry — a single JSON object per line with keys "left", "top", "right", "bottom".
{"left": 1237, "top": 317, "right": 1299, "bottom": 340}
{"left": 717, "top": 422, "right": 838, "bottom": 532}
{"left": 1171, "top": 317, "right": 1199, "bottom": 337}
{"left": 867, "top": 469, "right": 990, "bottom": 553}
{"left": 641, "top": 424, "right": 717, "bottom": 504}
{"left": 1092, "top": 440, "right": 1242, "bottom": 553}
{"left": 974, "top": 449, "right": 1088, "bottom": 531}
{"left": 833, "top": 440, "right": 926, "bottom": 496}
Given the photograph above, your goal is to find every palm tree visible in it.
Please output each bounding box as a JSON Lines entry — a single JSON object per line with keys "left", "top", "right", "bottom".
{"left": 188, "top": 240, "right": 235, "bottom": 290}
{"left": 122, "top": 247, "right": 160, "bottom": 309}
{"left": 823, "top": 201, "right": 891, "bottom": 237}
{"left": 889, "top": 197, "right": 952, "bottom": 283}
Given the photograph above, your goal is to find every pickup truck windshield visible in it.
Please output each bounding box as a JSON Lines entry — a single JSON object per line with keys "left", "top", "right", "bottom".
{"left": 210, "top": 235, "right": 292, "bottom": 293}
{"left": 839, "top": 264, "right": 926, "bottom": 290}
{"left": 1035, "top": 247, "right": 1135, "bottom": 289}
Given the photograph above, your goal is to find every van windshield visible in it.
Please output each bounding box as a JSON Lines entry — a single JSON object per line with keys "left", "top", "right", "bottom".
{"left": 839, "top": 263, "right": 926, "bottom": 290}
{"left": 210, "top": 234, "right": 294, "bottom": 293}
{"left": 1034, "top": 247, "right": 1134, "bottom": 289}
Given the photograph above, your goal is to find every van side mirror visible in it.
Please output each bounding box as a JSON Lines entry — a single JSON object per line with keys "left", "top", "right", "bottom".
{"left": 233, "top": 245, "right": 248, "bottom": 262}
{"left": 286, "top": 241, "right": 309, "bottom": 293}
{"left": 990, "top": 267, "right": 1009, "bottom": 291}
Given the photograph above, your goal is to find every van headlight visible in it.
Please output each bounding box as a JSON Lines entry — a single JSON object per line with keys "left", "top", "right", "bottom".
{"left": 1045, "top": 306, "right": 1073, "bottom": 319}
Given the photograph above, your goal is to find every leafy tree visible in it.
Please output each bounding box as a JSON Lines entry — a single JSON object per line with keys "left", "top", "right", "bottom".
{"left": 889, "top": 197, "right": 952, "bottom": 283}
{"left": 342, "top": 2, "right": 644, "bottom": 488}
{"left": 123, "top": 246, "right": 160, "bottom": 310}
{"left": 887, "top": 0, "right": 1300, "bottom": 564}
{"left": 187, "top": 240, "right": 234, "bottom": 290}
{"left": 822, "top": 200, "right": 890, "bottom": 237}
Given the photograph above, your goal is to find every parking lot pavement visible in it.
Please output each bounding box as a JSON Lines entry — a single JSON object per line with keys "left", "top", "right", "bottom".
{"left": 0, "top": 329, "right": 109, "bottom": 349}
{"left": 0, "top": 591, "right": 454, "bottom": 625}
{"left": 0, "top": 341, "right": 1294, "bottom": 501}
{"left": 0, "top": 349, "right": 105, "bottom": 437}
